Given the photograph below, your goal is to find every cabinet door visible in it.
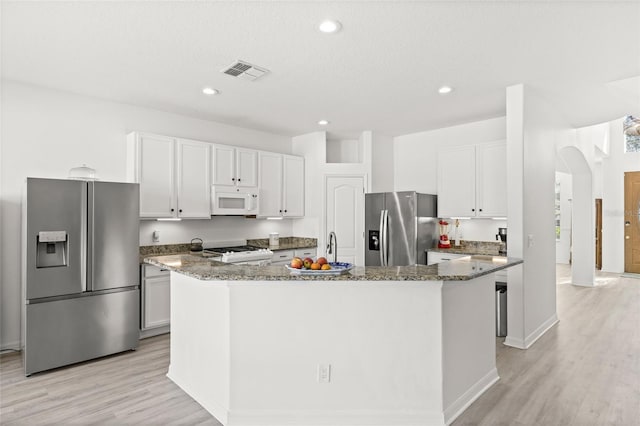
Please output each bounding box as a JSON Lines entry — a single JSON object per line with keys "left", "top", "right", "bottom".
{"left": 258, "top": 152, "right": 283, "bottom": 217}
{"left": 437, "top": 145, "right": 476, "bottom": 218}
{"left": 177, "top": 140, "right": 211, "bottom": 219}
{"left": 295, "top": 248, "right": 317, "bottom": 258}
{"left": 476, "top": 141, "right": 507, "bottom": 217}
{"left": 426, "top": 251, "right": 468, "bottom": 265}
{"left": 142, "top": 274, "right": 170, "bottom": 329}
{"left": 236, "top": 148, "right": 258, "bottom": 187}
{"left": 136, "top": 134, "right": 176, "bottom": 218}
{"left": 282, "top": 155, "right": 304, "bottom": 217}
{"left": 271, "top": 250, "right": 295, "bottom": 265}
{"left": 212, "top": 144, "right": 236, "bottom": 186}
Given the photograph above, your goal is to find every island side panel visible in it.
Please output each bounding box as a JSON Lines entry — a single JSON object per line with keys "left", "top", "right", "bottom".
{"left": 168, "top": 272, "right": 231, "bottom": 425}
{"left": 225, "top": 281, "right": 447, "bottom": 426}
{"left": 441, "top": 274, "right": 498, "bottom": 424}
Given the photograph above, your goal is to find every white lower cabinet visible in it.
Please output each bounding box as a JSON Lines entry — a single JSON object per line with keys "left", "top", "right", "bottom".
{"left": 271, "top": 250, "right": 295, "bottom": 265}
{"left": 426, "top": 251, "right": 468, "bottom": 265}
{"left": 295, "top": 248, "right": 317, "bottom": 259}
{"left": 427, "top": 251, "right": 508, "bottom": 283}
{"left": 141, "top": 264, "right": 170, "bottom": 337}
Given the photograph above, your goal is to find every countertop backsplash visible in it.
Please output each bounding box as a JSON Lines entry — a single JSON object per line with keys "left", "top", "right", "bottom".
{"left": 429, "top": 240, "right": 502, "bottom": 256}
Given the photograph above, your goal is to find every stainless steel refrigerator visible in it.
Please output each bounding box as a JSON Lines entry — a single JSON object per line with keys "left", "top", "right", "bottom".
{"left": 365, "top": 191, "right": 438, "bottom": 266}
{"left": 23, "top": 177, "right": 140, "bottom": 376}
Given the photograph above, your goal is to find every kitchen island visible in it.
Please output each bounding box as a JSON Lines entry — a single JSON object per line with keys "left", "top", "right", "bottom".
{"left": 145, "top": 255, "right": 522, "bottom": 426}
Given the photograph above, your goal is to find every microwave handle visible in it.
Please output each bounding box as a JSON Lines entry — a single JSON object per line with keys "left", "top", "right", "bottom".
{"left": 247, "top": 193, "right": 257, "bottom": 211}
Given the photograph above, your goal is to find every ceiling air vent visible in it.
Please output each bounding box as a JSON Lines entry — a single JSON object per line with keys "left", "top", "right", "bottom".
{"left": 221, "top": 60, "right": 269, "bottom": 81}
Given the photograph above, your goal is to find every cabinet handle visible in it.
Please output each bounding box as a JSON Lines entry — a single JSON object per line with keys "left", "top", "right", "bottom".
{"left": 279, "top": 209, "right": 282, "bottom": 213}
{"left": 171, "top": 208, "right": 175, "bottom": 212}
{"left": 232, "top": 177, "right": 236, "bottom": 182}
{"left": 471, "top": 208, "right": 475, "bottom": 212}
{"left": 179, "top": 209, "right": 183, "bottom": 213}
{"left": 238, "top": 178, "right": 241, "bottom": 182}
{"left": 479, "top": 208, "right": 483, "bottom": 212}
{"left": 284, "top": 209, "right": 288, "bottom": 213}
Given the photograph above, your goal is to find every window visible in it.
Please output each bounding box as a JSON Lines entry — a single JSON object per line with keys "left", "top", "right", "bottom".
{"left": 624, "top": 115, "right": 640, "bottom": 153}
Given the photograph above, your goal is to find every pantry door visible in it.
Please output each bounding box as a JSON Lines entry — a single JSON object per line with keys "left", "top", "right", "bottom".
{"left": 325, "top": 176, "right": 365, "bottom": 266}
{"left": 624, "top": 171, "right": 640, "bottom": 273}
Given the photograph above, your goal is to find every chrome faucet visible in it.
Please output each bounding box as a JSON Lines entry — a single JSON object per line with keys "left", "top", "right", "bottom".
{"left": 327, "top": 231, "right": 337, "bottom": 263}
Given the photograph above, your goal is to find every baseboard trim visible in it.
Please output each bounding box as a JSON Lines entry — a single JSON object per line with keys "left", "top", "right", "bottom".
{"left": 167, "top": 369, "right": 229, "bottom": 425}
{"left": 504, "top": 314, "right": 559, "bottom": 350}
{"left": 227, "top": 408, "right": 444, "bottom": 426}
{"left": 140, "top": 325, "right": 170, "bottom": 339}
{"left": 443, "top": 367, "right": 500, "bottom": 425}
{"left": 1, "top": 340, "right": 22, "bottom": 352}
{"left": 621, "top": 273, "right": 640, "bottom": 279}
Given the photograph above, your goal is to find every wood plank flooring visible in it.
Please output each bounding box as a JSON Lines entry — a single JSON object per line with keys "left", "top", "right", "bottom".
{"left": 454, "top": 265, "right": 640, "bottom": 426}
{"left": 2, "top": 265, "right": 638, "bottom": 425}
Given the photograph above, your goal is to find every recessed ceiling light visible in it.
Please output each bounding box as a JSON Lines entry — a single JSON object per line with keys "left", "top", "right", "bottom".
{"left": 318, "top": 119, "right": 330, "bottom": 126}
{"left": 438, "top": 86, "right": 453, "bottom": 94}
{"left": 318, "top": 20, "right": 342, "bottom": 34}
{"left": 202, "top": 87, "right": 219, "bottom": 95}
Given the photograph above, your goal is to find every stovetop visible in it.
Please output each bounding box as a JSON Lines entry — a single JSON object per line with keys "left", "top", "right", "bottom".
{"left": 203, "top": 245, "right": 258, "bottom": 254}
{"left": 201, "top": 240, "right": 273, "bottom": 264}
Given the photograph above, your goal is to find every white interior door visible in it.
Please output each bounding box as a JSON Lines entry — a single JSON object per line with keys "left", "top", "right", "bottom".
{"left": 326, "top": 176, "right": 365, "bottom": 266}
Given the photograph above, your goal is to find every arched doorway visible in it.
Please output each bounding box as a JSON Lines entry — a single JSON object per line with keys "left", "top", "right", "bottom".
{"left": 557, "top": 146, "right": 595, "bottom": 286}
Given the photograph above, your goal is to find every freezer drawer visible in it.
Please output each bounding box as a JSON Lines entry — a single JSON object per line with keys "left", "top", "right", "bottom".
{"left": 24, "top": 289, "right": 139, "bottom": 375}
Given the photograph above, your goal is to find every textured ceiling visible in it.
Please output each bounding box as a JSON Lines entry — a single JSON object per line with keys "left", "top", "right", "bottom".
{"left": 2, "top": 1, "right": 639, "bottom": 139}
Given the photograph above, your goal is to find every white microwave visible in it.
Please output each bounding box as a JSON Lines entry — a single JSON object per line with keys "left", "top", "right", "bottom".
{"left": 211, "top": 186, "right": 258, "bottom": 215}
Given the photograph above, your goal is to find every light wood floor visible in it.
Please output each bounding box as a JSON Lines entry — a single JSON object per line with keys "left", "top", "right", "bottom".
{"left": 2, "top": 265, "right": 638, "bottom": 425}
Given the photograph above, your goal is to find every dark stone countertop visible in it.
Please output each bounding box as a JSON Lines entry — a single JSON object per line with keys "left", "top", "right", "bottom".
{"left": 143, "top": 254, "right": 522, "bottom": 282}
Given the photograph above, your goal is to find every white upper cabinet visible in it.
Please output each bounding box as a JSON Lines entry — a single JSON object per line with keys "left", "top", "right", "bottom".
{"left": 176, "top": 139, "right": 211, "bottom": 219}
{"left": 127, "top": 132, "right": 210, "bottom": 219}
{"left": 475, "top": 141, "right": 507, "bottom": 217}
{"left": 437, "top": 140, "right": 506, "bottom": 218}
{"left": 128, "top": 133, "right": 176, "bottom": 218}
{"left": 282, "top": 155, "right": 304, "bottom": 217}
{"left": 258, "top": 152, "right": 283, "bottom": 217}
{"left": 258, "top": 152, "right": 304, "bottom": 218}
{"left": 212, "top": 144, "right": 258, "bottom": 188}
{"left": 236, "top": 148, "right": 259, "bottom": 187}
{"left": 437, "top": 145, "right": 476, "bottom": 218}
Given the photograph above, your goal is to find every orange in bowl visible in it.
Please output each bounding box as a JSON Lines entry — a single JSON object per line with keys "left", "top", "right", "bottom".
{"left": 310, "top": 262, "right": 321, "bottom": 270}
{"left": 321, "top": 264, "right": 332, "bottom": 270}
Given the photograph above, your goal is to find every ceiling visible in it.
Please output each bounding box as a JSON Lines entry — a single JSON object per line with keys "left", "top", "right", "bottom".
{"left": 2, "top": 1, "right": 639, "bottom": 139}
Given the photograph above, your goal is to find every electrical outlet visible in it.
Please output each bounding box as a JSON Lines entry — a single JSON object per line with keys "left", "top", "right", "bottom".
{"left": 153, "top": 230, "right": 160, "bottom": 243}
{"left": 528, "top": 234, "right": 534, "bottom": 248}
{"left": 317, "top": 364, "right": 331, "bottom": 383}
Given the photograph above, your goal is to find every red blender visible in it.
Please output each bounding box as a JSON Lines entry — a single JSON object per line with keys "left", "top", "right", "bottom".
{"left": 438, "top": 220, "right": 451, "bottom": 248}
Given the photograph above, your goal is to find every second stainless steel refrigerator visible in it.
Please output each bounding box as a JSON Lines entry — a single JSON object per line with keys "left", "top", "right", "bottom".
{"left": 23, "top": 177, "right": 140, "bottom": 376}
{"left": 365, "top": 191, "right": 437, "bottom": 266}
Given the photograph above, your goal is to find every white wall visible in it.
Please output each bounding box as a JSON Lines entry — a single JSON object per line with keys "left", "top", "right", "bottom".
{"left": 371, "top": 133, "right": 394, "bottom": 192}
{"left": 600, "top": 118, "right": 640, "bottom": 272}
{"left": 393, "top": 117, "right": 506, "bottom": 241}
{"left": 451, "top": 219, "right": 507, "bottom": 243}
{"left": 394, "top": 116, "right": 506, "bottom": 194}
{"left": 292, "top": 131, "right": 374, "bottom": 261}
{"left": 505, "top": 84, "right": 566, "bottom": 349}
{"left": 0, "top": 80, "right": 293, "bottom": 349}
{"left": 557, "top": 118, "right": 640, "bottom": 274}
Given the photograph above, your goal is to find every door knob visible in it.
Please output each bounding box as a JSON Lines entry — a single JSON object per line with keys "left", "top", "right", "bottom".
{"left": 626, "top": 235, "right": 630, "bottom": 239}
{"left": 625, "top": 221, "right": 631, "bottom": 226}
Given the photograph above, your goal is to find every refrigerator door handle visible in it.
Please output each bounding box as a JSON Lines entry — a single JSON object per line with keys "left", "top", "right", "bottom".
{"left": 382, "top": 209, "right": 389, "bottom": 266}
{"left": 379, "top": 210, "right": 385, "bottom": 266}
{"left": 85, "top": 181, "right": 93, "bottom": 292}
